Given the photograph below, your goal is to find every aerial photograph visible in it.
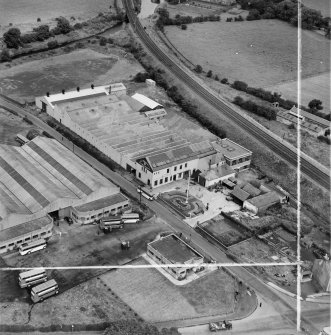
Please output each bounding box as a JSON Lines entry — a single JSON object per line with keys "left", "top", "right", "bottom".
{"left": 0, "top": 0, "right": 330, "bottom": 334}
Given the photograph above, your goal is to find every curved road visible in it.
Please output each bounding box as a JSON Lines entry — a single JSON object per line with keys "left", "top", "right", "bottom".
{"left": 122, "top": 0, "right": 330, "bottom": 191}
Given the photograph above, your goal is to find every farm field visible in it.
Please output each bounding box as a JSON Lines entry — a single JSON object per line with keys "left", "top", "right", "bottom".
{"left": 164, "top": 19, "right": 330, "bottom": 87}
{"left": 0, "top": 47, "right": 143, "bottom": 103}
{"left": 267, "top": 72, "right": 331, "bottom": 112}
{"left": 0, "top": 108, "right": 41, "bottom": 146}
{"left": 100, "top": 257, "right": 256, "bottom": 322}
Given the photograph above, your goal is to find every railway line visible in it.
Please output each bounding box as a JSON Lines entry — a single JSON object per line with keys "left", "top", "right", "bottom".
{"left": 122, "top": 0, "right": 330, "bottom": 191}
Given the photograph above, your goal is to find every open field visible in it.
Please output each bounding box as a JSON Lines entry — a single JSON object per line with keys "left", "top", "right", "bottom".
{"left": 0, "top": 274, "right": 137, "bottom": 327}
{"left": 0, "top": 108, "right": 42, "bottom": 146}
{"left": 0, "top": 45, "right": 144, "bottom": 103}
{"left": 0, "top": 0, "right": 113, "bottom": 35}
{"left": 100, "top": 258, "right": 241, "bottom": 322}
{"left": 268, "top": 71, "right": 330, "bottom": 112}
{"left": 302, "top": 0, "right": 330, "bottom": 17}
{"left": 164, "top": 19, "right": 330, "bottom": 87}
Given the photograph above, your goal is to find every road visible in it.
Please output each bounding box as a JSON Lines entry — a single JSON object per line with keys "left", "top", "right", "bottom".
{"left": 1, "top": 96, "right": 329, "bottom": 333}
{"left": 122, "top": 0, "right": 330, "bottom": 192}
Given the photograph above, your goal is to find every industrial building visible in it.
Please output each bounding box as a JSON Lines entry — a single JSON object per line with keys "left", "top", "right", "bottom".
{"left": 0, "top": 136, "right": 129, "bottom": 253}
{"left": 147, "top": 234, "right": 204, "bottom": 280}
{"left": 36, "top": 84, "right": 252, "bottom": 189}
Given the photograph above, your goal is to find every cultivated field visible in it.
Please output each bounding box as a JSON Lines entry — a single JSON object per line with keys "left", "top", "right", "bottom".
{"left": 268, "top": 72, "right": 330, "bottom": 112}
{"left": 100, "top": 258, "right": 238, "bottom": 322}
{"left": 164, "top": 19, "right": 330, "bottom": 87}
{"left": 0, "top": 108, "right": 41, "bottom": 146}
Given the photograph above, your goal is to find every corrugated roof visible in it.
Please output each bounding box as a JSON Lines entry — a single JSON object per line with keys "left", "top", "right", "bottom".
{"left": 132, "top": 93, "right": 162, "bottom": 110}
{"left": 242, "top": 183, "right": 261, "bottom": 197}
{"left": 231, "top": 186, "right": 251, "bottom": 202}
{"left": 290, "top": 106, "right": 330, "bottom": 128}
{"left": 245, "top": 191, "right": 281, "bottom": 208}
{"left": 149, "top": 234, "right": 203, "bottom": 264}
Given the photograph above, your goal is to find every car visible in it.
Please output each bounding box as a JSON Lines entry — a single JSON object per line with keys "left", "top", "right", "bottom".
{"left": 209, "top": 321, "right": 232, "bottom": 332}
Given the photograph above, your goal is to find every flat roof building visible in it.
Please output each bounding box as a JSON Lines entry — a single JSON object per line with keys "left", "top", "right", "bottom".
{"left": 243, "top": 191, "right": 281, "bottom": 214}
{"left": 147, "top": 234, "right": 204, "bottom": 280}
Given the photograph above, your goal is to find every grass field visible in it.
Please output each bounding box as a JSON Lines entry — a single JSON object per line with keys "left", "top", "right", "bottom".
{"left": 0, "top": 108, "right": 41, "bottom": 146}
{"left": 100, "top": 258, "right": 237, "bottom": 322}
{"left": 268, "top": 72, "right": 330, "bottom": 112}
{"left": 302, "top": 0, "right": 330, "bottom": 17}
{"left": 164, "top": 20, "right": 330, "bottom": 88}
{"left": 0, "top": 46, "right": 143, "bottom": 103}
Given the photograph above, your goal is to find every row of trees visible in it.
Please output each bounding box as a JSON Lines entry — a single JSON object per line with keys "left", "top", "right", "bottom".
{"left": 134, "top": 67, "right": 226, "bottom": 139}
{"left": 231, "top": 80, "right": 330, "bottom": 121}
{"left": 238, "top": 0, "right": 329, "bottom": 30}
{"left": 156, "top": 8, "right": 220, "bottom": 31}
{"left": 3, "top": 17, "right": 72, "bottom": 49}
{"left": 233, "top": 96, "right": 277, "bottom": 120}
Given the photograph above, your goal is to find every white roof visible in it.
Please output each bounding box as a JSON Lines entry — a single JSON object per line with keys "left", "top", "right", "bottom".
{"left": 131, "top": 93, "right": 162, "bottom": 109}
{"left": 45, "top": 86, "right": 109, "bottom": 107}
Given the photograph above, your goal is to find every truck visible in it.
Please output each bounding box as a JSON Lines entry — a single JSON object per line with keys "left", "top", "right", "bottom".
{"left": 209, "top": 321, "right": 232, "bottom": 332}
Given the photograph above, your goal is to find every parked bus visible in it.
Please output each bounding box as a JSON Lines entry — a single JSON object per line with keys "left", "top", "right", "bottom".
{"left": 19, "top": 268, "right": 47, "bottom": 288}
{"left": 19, "top": 239, "right": 47, "bottom": 256}
{"left": 31, "top": 279, "right": 59, "bottom": 303}
{"left": 137, "top": 187, "right": 157, "bottom": 201}
{"left": 15, "top": 134, "right": 29, "bottom": 145}
{"left": 99, "top": 215, "right": 123, "bottom": 231}
{"left": 121, "top": 213, "right": 140, "bottom": 224}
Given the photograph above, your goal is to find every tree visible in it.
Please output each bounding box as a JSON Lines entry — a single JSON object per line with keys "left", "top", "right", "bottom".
{"left": 232, "top": 80, "right": 248, "bottom": 92}
{"left": 221, "top": 78, "right": 228, "bottom": 84}
{"left": 55, "top": 17, "right": 72, "bottom": 34}
{"left": 37, "top": 17, "right": 41, "bottom": 22}
{"left": 195, "top": 64, "right": 203, "bottom": 73}
{"left": 47, "top": 40, "right": 58, "bottom": 49}
{"left": 33, "top": 24, "right": 50, "bottom": 41}
{"left": 26, "top": 129, "right": 40, "bottom": 140}
{"left": 308, "top": 99, "right": 323, "bottom": 110}
{"left": 99, "top": 37, "right": 107, "bottom": 46}
{"left": 181, "top": 24, "right": 187, "bottom": 30}
{"left": 0, "top": 49, "right": 11, "bottom": 62}
{"left": 3, "top": 27, "right": 21, "bottom": 48}
{"left": 207, "top": 70, "right": 213, "bottom": 77}
{"left": 215, "top": 75, "right": 219, "bottom": 81}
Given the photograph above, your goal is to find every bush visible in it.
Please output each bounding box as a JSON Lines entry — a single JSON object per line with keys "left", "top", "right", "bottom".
{"left": 26, "top": 129, "right": 40, "bottom": 140}
{"left": 134, "top": 72, "right": 149, "bottom": 82}
{"left": 37, "top": 18, "right": 41, "bottom": 22}
{"left": 214, "top": 75, "right": 219, "bottom": 81}
{"left": 73, "top": 22, "right": 83, "bottom": 29}
{"left": 288, "top": 123, "right": 295, "bottom": 129}
{"left": 99, "top": 37, "right": 107, "bottom": 46}
{"left": 221, "top": 78, "right": 228, "bottom": 84}
{"left": 206, "top": 70, "right": 213, "bottom": 78}
{"left": 33, "top": 24, "right": 50, "bottom": 41}
{"left": 55, "top": 17, "right": 72, "bottom": 34}
{"left": 3, "top": 27, "right": 21, "bottom": 48}
{"left": 317, "top": 135, "right": 331, "bottom": 145}
{"left": 47, "top": 40, "right": 58, "bottom": 49}
{"left": 194, "top": 64, "right": 203, "bottom": 73}
{"left": 308, "top": 99, "right": 323, "bottom": 110}
{"left": 232, "top": 80, "right": 248, "bottom": 92}
{"left": 0, "top": 49, "right": 11, "bottom": 62}
{"left": 21, "top": 33, "right": 38, "bottom": 44}
{"left": 246, "top": 9, "right": 261, "bottom": 21}
{"left": 181, "top": 24, "right": 187, "bottom": 30}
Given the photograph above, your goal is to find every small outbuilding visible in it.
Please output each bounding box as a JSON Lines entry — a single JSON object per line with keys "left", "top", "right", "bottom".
{"left": 230, "top": 186, "right": 251, "bottom": 205}
{"left": 243, "top": 191, "right": 281, "bottom": 214}
{"left": 198, "top": 165, "right": 235, "bottom": 188}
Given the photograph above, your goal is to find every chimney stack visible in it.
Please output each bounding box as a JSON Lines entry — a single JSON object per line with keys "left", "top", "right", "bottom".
{"left": 46, "top": 92, "right": 50, "bottom": 97}
{"left": 77, "top": 86, "right": 80, "bottom": 92}
{"left": 62, "top": 89, "right": 65, "bottom": 94}
{"left": 91, "top": 84, "right": 94, "bottom": 89}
